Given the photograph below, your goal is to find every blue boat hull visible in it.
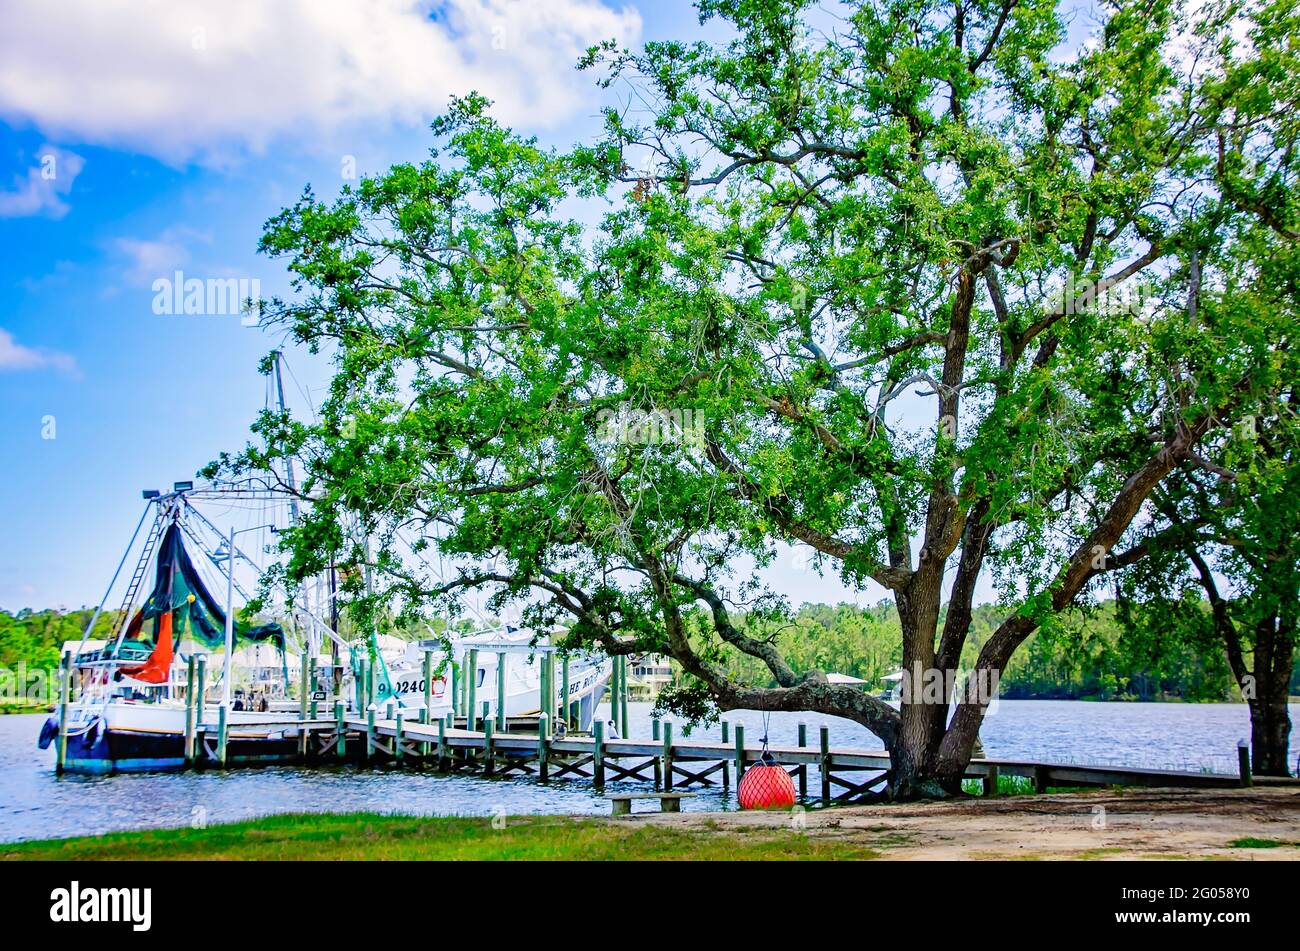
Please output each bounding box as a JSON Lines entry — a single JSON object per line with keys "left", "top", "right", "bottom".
{"left": 42, "top": 715, "right": 300, "bottom": 774}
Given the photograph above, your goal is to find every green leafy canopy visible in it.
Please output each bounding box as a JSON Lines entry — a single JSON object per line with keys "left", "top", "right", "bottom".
{"left": 211, "top": 0, "right": 1299, "bottom": 784}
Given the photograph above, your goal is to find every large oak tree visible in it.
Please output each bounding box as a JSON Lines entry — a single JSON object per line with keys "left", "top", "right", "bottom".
{"left": 214, "top": 0, "right": 1299, "bottom": 796}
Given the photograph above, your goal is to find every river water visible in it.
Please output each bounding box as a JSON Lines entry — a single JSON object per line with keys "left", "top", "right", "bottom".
{"left": 2, "top": 700, "right": 1296, "bottom": 842}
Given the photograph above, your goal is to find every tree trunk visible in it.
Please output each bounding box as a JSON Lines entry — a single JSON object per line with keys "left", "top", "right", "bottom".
{"left": 1247, "top": 616, "right": 1295, "bottom": 776}
{"left": 1250, "top": 697, "right": 1293, "bottom": 776}
{"left": 887, "top": 575, "right": 957, "bottom": 800}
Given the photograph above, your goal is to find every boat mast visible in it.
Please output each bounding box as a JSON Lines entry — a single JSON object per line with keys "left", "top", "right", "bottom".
{"left": 271, "top": 351, "right": 301, "bottom": 526}
{"left": 271, "top": 350, "right": 314, "bottom": 664}
{"left": 329, "top": 561, "right": 341, "bottom": 700}
{"left": 223, "top": 524, "right": 235, "bottom": 709}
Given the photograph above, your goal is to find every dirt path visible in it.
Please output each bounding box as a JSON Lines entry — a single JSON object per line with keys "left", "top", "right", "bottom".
{"left": 626, "top": 786, "right": 1300, "bottom": 859}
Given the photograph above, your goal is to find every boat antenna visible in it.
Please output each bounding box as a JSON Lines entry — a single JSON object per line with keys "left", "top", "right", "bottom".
{"left": 270, "top": 350, "right": 301, "bottom": 526}
{"left": 272, "top": 349, "right": 318, "bottom": 661}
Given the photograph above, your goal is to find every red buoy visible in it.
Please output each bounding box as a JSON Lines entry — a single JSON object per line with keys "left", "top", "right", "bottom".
{"left": 738, "top": 760, "right": 797, "bottom": 810}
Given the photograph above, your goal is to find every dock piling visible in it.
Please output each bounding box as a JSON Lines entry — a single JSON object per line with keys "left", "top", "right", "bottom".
{"left": 217, "top": 704, "right": 228, "bottom": 768}
{"left": 982, "top": 764, "right": 998, "bottom": 797}
{"left": 184, "top": 654, "right": 197, "bottom": 766}
{"left": 797, "top": 722, "right": 807, "bottom": 800}
{"left": 652, "top": 719, "right": 662, "bottom": 787}
{"left": 466, "top": 648, "right": 479, "bottom": 731}
{"left": 819, "top": 725, "right": 830, "bottom": 804}
{"left": 720, "top": 720, "right": 730, "bottom": 790}
{"left": 1033, "top": 765, "right": 1050, "bottom": 793}
{"left": 335, "top": 700, "right": 346, "bottom": 760}
{"left": 734, "top": 724, "right": 746, "bottom": 782}
{"left": 450, "top": 657, "right": 460, "bottom": 717}
{"left": 421, "top": 650, "right": 433, "bottom": 726}
{"left": 55, "top": 654, "right": 69, "bottom": 775}
{"left": 196, "top": 655, "right": 206, "bottom": 721}
{"left": 592, "top": 719, "right": 605, "bottom": 787}
{"left": 496, "top": 652, "right": 507, "bottom": 731}
{"left": 543, "top": 647, "right": 556, "bottom": 726}
{"left": 537, "top": 713, "right": 550, "bottom": 782}
{"left": 309, "top": 655, "right": 318, "bottom": 720}
{"left": 196, "top": 656, "right": 207, "bottom": 765}
{"left": 421, "top": 651, "right": 433, "bottom": 757}
{"left": 662, "top": 722, "right": 674, "bottom": 792}
{"left": 608, "top": 657, "right": 619, "bottom": 736}
{"left": 299, "top": 650, "right": 310, "bottom": 759}
{"left": 560, "top": 654, "right": 570, "bottom": 730}
{"left": 619, "top": 656, "right": 629, "bottom": 739}
{"left": 1237, "top": 741, "right": 1252, "bottom": 788}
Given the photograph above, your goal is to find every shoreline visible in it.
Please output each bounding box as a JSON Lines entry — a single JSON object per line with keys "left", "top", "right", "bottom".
{"left": 9, "top": 697, "right": 1300, "bottom": 715}
{"left": 4, "top": 788, "right": 1297, "bottom": 861}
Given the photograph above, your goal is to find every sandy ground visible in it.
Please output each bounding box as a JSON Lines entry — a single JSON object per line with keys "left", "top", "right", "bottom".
{"left": 624, "top": 786, "right": 1300, "bottom": 859}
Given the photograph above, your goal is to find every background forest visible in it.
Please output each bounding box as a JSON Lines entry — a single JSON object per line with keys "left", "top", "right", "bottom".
{"left": 6, "top": 597, "right": 1297, "bottom": 707}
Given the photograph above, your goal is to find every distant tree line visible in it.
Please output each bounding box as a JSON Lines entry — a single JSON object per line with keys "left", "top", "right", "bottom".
{"left": 709, "top": 600, "right": 1300, "bottom": 703}
{"left": 5, "top": 600, "right": 1296, "bottom": 707}
{"left": 0, "top": 608, "right": 118, "bottom": 674}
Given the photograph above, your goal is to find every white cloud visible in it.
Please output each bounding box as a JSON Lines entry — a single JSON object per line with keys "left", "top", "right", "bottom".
{"left": 0, "top": 146, "right": 85, "bottom": 218}
{"left": 0, "top": 328, "right": 77, "bottom": 374}
{"left": 0, "top": 0, "right": 641, "bottom": 165}
{"left": 18, "top": 260, "right": 79, "bottom": 293}
{"left": 111, "top": 229, "right": 199, "bottom": 286}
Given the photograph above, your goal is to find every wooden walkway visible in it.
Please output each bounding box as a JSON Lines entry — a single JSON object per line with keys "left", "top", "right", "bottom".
{"left": 185, "top": 707, "right": 1283, "bottom": 804}
{"left": 59, "top": 646, "right": 1289, "bottom": 797}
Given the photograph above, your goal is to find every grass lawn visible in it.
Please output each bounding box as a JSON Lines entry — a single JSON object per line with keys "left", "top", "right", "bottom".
{"left": 0, "top": 812, "right": 884, "bottom": 861}
{"left": 1227, "top": 837, "right": 1296, "bottom": 849}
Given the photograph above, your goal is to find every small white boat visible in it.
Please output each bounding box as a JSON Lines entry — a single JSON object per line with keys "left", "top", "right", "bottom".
{"left": 376, "top": 632, "right": 612, "bottom": 731}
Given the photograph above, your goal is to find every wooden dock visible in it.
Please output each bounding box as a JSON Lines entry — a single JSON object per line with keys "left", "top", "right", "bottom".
{"left": 54, "top": 641, "right": 1291, "bottom": 797}
{"left": 178, "top": 704, "right": 1284, "bottom": 804}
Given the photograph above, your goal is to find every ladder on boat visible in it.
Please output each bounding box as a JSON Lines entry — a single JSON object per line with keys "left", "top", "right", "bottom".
{"left": 105, "top": 506, "right": 168, "bottom": 652}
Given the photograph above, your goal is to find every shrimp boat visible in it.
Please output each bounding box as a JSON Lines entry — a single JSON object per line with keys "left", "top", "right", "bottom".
{"left": 41, "top": 348, "right": 613, "bottom": 773}
{"left": 40, "top": 483, "right": 614, "bottom": 773}
{"left": 38, "top": 487, "right": 301, "bottom": 773}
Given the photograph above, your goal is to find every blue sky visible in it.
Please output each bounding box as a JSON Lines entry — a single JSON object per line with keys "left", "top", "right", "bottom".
{"left": 0, "top": 0, "right": 737, "bottom": 610}
{"left": 0, "top": 1, "right": 1104, "bottom": 612}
